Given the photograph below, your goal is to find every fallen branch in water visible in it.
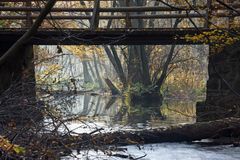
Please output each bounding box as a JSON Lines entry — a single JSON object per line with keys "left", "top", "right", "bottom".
{"left": 74, "top": 117, "right": 240, "bottom": 147}
{"left": 36, "top": 117, "right": 240, "bottom": 155}
{"left": 2, "top": 99, "right": 240, "bottom": 159}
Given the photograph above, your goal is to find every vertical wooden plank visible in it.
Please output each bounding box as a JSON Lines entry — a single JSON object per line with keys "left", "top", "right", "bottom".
{"left": 125, "top": 0, "right": 131, "bottom": 28}
{"left": 205, "top": 0, "right": 212, "bottom": 28}
{"left": 228, "top": 0, "right": 234, "bottom": 28}
{"left": 90, "top": 0, "right": 100, "bottom": 30}
{"left": 25, "top": 1, "right": 32, "bottom": 28}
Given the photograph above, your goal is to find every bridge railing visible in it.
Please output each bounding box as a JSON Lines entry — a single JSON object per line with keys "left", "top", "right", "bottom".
{"left": 0, "top": 0, "right": 239, "bottom": 30}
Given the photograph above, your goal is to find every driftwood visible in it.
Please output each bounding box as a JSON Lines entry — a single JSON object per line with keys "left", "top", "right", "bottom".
{"left": 43, "top": 118, "right": 240, "bottom": 150}
{"left": 72, "top": 117, "right": 240, "bottom": 148}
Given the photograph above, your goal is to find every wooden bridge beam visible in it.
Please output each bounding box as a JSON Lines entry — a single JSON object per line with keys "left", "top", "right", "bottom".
{"left": 0, "top": 5, "right": 239, "bottom": 12}
{"left": 125, "top": 0, "right": 131, "bottom": 28}
{"left": 0, "top": 28, "right": 209, "bottom": 45}
{"left": 205, "top": 0, "right": 212, "bottom": 28}
{"left": 90, "top": 0, "right": 100, "bottom": 30}
{"left": 0, "top": 12, "right": 238, "bottom": 20}
{"left": 25, "top": 1, "right": 33, "bottom": 27}
{"left": 0, "top": 0, "right": 111, "bottom": 1}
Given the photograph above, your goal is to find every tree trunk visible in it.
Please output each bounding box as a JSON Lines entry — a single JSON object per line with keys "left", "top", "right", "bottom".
{"left": 127, "top": 0, "right": 151, "bottom": 87}
{"left": 93, "top": 53, "right": 104, "bottom": 89}
{"left": 127, "top": 46, "right": 143, "bottom": 84}
{"left": 0, "top": 0, "right": 56, "bottom": 66}
{"left": 87, "top": 61, "right": 97, "bottom": 83}
{"left": 104, "top": 78, "right": 120, "bottom": 95}
{"left": 76, "top": 118, "right": 240, "bottom": 147}
{"left": 82, "top": 60, "right": 93, "bottom": 84}
{"left": 154, "top": 17, "right": 182, "bottom": 92}
{"left": 104, "top": 45, "right": 127, "bottom": 87}
{"left": 0, "top": 0, "right": 56, "bottom": 95}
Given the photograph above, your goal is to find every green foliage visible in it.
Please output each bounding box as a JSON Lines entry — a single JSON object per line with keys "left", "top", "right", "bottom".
{"left": 123, "top": 83, "right": 162, "bottom": 108}
{"left": 185, "top": 30, "right": 240, "bottom": 49}
{"left": 125, "top": 83, "right": 154, "bottom": 96}
{"left": 13, "top": 146, "right": 25, "bottom": 154}
{"left": 0, "top": 136, "right": 25, "bottom": 155}
{"left": 0, "top": 21, "right": 4, "bottom": 27}
{"left": 124, "top": 83, "right": 146, "bottom": 107}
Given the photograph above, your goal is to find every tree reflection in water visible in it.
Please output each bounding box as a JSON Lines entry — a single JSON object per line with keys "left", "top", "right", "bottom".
{"left": 46, "top": 94, "right": 196, "bottom": 131}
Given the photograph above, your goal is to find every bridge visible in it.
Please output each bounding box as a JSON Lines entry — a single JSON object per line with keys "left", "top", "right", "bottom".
{"left": 0, "top": 0, "right": 239, "bottom": 45}
{"left": 0, "top": 0, "right": 240, "bottom": 110}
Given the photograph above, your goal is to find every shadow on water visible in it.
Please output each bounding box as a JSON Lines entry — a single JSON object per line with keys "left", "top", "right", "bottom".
{"left": 49, "top": 94, "right": 196, "bottom": 130}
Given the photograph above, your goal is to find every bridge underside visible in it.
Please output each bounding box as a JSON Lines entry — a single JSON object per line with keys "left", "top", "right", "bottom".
{"left": 0, "top": 28, "right": 208, "bottom": 45}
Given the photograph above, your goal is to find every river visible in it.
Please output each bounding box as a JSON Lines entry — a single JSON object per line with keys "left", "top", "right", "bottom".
{"left": 64, "top": 143, "right": 240, "bottom": 160}
{"left": 42, "top": 94, "right": 240, "bottom": 160}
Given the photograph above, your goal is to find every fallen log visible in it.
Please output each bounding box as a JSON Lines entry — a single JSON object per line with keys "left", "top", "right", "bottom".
{"left": 5, "top": 117, "right": 240, "bottom": 159}
{"left": 77, "top": 117, "right": 240, "bottom": 146}
{"left": 10, "top": 117, "right": 240, "bottom": 149}
{"left": 40, "top": 117, "right": 240, "bottom": 153}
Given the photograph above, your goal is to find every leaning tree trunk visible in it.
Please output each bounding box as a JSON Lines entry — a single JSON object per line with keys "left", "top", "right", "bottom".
{"left": 0, "top": 0, "right": 56, "bottom": 94}
{"left": 0, "top": 0, "right": 56, "bottom": 128}
{"left": 0, "top": 0, "right": 56, "bottom": 66}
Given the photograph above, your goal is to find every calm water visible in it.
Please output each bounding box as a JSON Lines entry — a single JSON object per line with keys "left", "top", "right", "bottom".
{"left": 47, "top": 94, "right": 196, "bottom": 132}
{"left": 44, "top": 94, "right": 240, "bottom": 160}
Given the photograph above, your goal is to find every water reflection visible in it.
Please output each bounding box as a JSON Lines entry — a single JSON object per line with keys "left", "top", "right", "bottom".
{"left": 64, "top": 144, "right": 240, "bottom": 160}
{"left": 48, "top": 94, "right": 196, "bottom": 130}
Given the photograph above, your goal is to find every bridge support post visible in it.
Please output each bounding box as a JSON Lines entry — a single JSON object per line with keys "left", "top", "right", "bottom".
{"left": 197, "top": 43, "right": 240, "bottom": 121}
{"left": 0, "top": 44, "right": 36, "bottom": 97}
{"left": 206, "top": 44, "right": 240, "bottom": 105}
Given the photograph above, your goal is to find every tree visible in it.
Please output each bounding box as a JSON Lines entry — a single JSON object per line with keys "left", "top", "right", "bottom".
{"left": 0, "top": 0, "right": 56, "bottom": 94}
{"left": 103, "top": 0, "right": 184, "bottom": 105}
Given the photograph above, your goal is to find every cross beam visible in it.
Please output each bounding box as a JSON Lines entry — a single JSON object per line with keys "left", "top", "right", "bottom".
{"left": 0, "top": 28, "right": 211, "bottom": 45}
